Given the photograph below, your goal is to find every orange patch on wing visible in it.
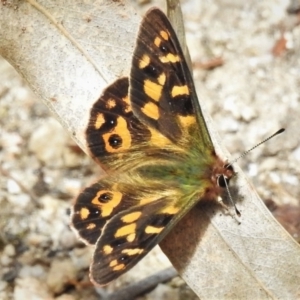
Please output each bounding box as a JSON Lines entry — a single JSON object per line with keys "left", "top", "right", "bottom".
{"left": 178, "top": 115, "right": 196, "bottom": 128}
{"left": 157, "top": 73, "right": 166, "bottom": 86}
{"left": 123, "top": 95, "right": 130, "bottom": 105}
{"left": 126, "top": 233, "right": 136, "bottom": 242}
{"left": 106, "top": 98, "right": 116, "bottom": 109}
{"left": 103, "top": 245, "right": 113, "bottom": 254}
{"left": 161, "top": 206, "right": 179, "bottom": 215}
{"left": 154, "top": 36, "right": 162, "bottom": 47}
{"left": 115, "top": 223, "right": 136, "bottom": 238}
{"left": 110, "top": 260, "right": 118, "bottom": 267}
{"left": 139, "top": 54, "right": 151, "bottom": 69}
{"left": 113, "top": 264, "right": 125, "bottom": 271}
{"left": 95, "top": 113, "right": 105, "bottom": 129}
{"left": 171, "top": 85, "right": 189, "bottom": 97}
{"left": 148, "top": 127, "right": 170, "bottom": 147}
{"left": 141, "top": 102, "right": 159, "bottom": 120}
{"left": 123, "top": 95, "right": 131, "bottom": 113}
{"left": 121, "top": 212, "right": 142, "bottom": 223}
{"left": 79, "top": 207, "right": 90, "bottom": 220}
{"left": 86, "top": 223, "right": 96, "bottom": 230}
{"left": 160, "top": 54, "right": 180, "bottom": 63}
{"left": 160, "top": 30, "right": 169, "bottom": 40}
{"left": 144, "top": 79, "right": 162, "bottom": 102}
{"left": 145, "top": 226, "right": 164, "bottom": 234}
{"left": 122, "top": 248, "right": 144, "bottom": 256}
{"left": 109, "top": 260, "right": 125, "bottom": 271}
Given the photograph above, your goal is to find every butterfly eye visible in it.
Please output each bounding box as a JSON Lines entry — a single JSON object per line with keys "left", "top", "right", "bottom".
{"left": 217, "top": 174, "right": 229, "bottom": 188}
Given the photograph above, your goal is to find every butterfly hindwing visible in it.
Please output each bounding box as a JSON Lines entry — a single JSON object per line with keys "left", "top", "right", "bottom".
{"left": 73, "top": 165, "right": 211, "bottom": 285}
{"left": 90, "top": 195, "right": 180, "bottom": 285}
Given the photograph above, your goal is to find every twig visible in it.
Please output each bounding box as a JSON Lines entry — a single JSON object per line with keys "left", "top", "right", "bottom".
{"left": 101, "top": 267, "right": 178, "bottom": 300}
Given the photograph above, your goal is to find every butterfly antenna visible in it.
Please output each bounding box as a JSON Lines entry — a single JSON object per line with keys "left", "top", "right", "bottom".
{"left": 228, "top": 128, "right": 285, "bottom": 166}
{"left": 223, "top": 176, "right": 241, "bottom": 217}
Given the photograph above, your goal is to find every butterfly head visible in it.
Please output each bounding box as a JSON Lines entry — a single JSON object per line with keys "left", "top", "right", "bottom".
{"left": 201, "top": 154, "right": 236, "bottom": 203}
{"left": 216, "top": 163, "right": 235, "bottom": 188}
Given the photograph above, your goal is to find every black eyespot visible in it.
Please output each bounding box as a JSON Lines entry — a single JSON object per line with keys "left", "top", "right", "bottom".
{"left": 143, "top": 64, "right": 159, "bottom": 78}
{"left": 99, "top": 192, "right": 112, "bottom": 203}
{"left": 119, "top": 255, "right": 130, "bottom": 263}
{"left": 110, "top": 238, "right": 127, "bottom": 248}
{"left": 108, "top": 134, "right": 122, "bottom": 148}
{"left": 103, "top": 115, "right": 116, "bottom": 130}
{"left": 183, "top": 97, "right": 193, "bottom": 115}
{"left": 89, "top": 208, "right": 100, "bottom": 217}
{"left": 149, "top": 214, "right": 173, "bottom": 227}
{"left": 160, "top": 43, "right": 168, "bottom": 53}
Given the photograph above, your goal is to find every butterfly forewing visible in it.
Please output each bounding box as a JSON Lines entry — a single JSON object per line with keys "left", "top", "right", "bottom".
{"left": 130, "top": 8, "right": 213, "bottom": 148}
{"left": 85, "top": 76, "right": 184, "bottom": 172}
{"left": 85, "top": 78, "right": 151, "bottom": 171}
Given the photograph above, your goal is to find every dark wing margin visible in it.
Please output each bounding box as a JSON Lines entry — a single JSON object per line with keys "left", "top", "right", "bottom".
{"left": 130, "top": 8, "right": 213, "bottom": 148}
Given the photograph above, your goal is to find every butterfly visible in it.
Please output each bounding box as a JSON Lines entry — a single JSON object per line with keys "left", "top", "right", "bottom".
{"left": 71, "top": 7, "right": 235, "bottom": 286}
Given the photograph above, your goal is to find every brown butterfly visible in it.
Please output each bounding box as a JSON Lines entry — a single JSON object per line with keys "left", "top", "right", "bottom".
{"left": 71, "top": 8, "right": 235, "bottom": 285}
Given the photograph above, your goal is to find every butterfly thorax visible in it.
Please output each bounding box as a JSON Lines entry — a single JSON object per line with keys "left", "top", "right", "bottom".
{"left": 129, "top": 142, "right": 234, "bottom": 207}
